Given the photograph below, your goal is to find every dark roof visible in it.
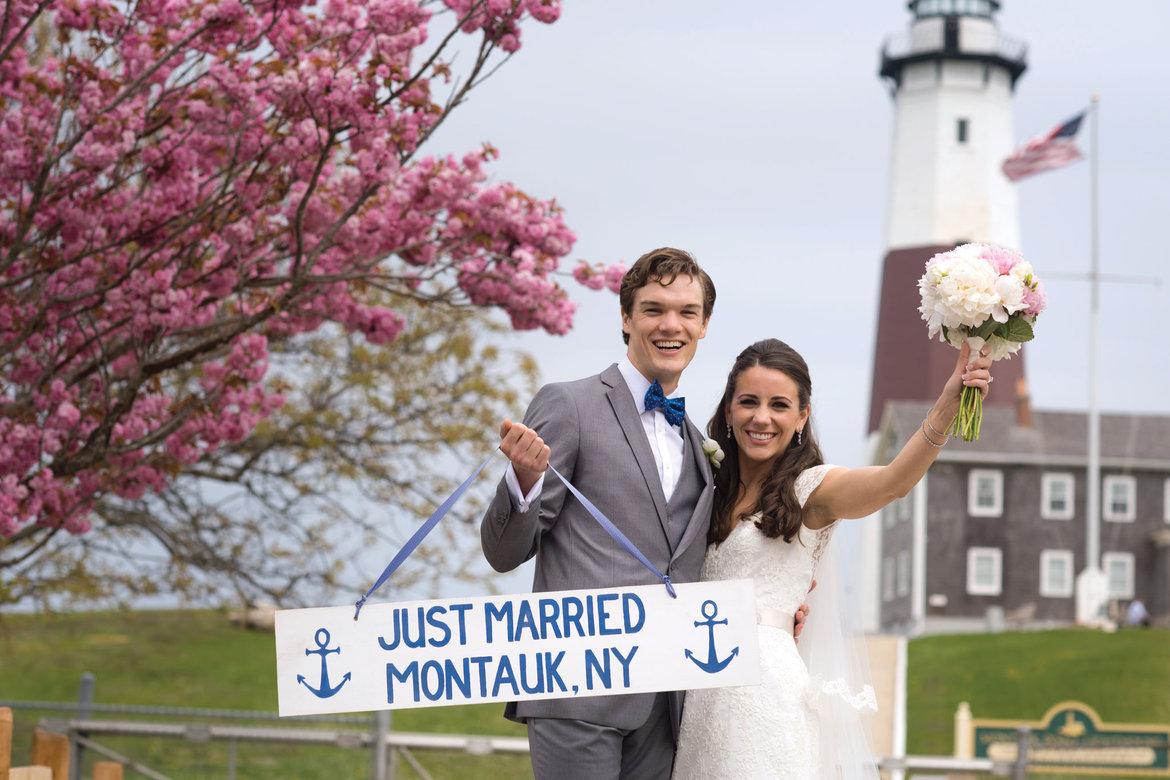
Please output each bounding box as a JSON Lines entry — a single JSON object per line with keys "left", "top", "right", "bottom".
{"left": 879, "top": 401, "right": 1170, "bottom": 470}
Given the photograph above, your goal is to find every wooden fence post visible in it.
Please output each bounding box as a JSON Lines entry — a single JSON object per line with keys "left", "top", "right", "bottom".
{"left": 8, "top": 769, "right": 52, "bottom": 780}
{"left": 1, "top": 706, "right": 13, "bottom": 780}
{"left": 92, "top": 763, "right": 122, "bottom": 780}
{"left": 28, "top": 730, "right": 68, "bottom": 780}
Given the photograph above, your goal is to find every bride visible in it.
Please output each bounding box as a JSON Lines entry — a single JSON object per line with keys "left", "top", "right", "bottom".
{"left": 673, "top": 338, "right": 991, "bottom": 779}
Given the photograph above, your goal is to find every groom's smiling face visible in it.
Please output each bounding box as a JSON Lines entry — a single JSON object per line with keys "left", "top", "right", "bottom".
{"left": 622, "top": 275, "right": 709, "bottom": 395}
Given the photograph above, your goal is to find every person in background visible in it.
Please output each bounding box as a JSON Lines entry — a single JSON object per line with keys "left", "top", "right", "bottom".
{"left": 1127, "top": 598, "right": 1151, "bottom": 628}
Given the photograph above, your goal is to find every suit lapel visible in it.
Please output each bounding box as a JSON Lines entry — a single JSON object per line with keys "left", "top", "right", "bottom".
{"left": 673, "top": 417, "right": 715, "bottom": 559}
{"left": 601, "top": 365, "right": 671, "bottom": 534}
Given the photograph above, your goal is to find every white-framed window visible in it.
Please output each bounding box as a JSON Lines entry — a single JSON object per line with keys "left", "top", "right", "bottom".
{"left": 1163, "top": 479, "right": 1170, "bottom": 523}
{"left": 967, "top": 547, "right": 1002, "bottom": 596}
{"left": 896, "top": 550, "right": 911, "bottom": 597}
{"left": 1039, "top": 550, "right": 1074, "bottom": 598}
{"left": 968, "top": 469, "right": 1003, "bottom": 517}
{"left": 882, "top": 556, "right": 896, "bottom": 602}
{"left": 1102, "top": 552, "right": 1135, "bottom": 600}
{"left": 1102, "top": 475, "right": 1136, "bottom": 522}
{"left": 1041, "top": 473, "right": 1075, "bottom": 520}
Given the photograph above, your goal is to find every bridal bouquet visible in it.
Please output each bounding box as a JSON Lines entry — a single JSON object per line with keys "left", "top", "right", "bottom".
{"left": 918, "top": 243, "right": 1047, "bottom": 441}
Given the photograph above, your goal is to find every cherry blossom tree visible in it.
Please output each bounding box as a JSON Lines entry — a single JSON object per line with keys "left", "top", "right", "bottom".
{"left": 2, "top": 298, "right": 538, "bottom": 608}
{"left": 0, "top": 0, "right": 625, "bottom": 565}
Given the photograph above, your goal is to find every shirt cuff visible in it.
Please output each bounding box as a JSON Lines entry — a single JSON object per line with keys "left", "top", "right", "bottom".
{"left": 505, "top": 463, "right": 544, "bottom": 512}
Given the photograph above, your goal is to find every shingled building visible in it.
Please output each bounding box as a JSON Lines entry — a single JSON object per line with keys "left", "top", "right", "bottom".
{"left": 873, "top": 393, "right": 1170, "bottom": 633}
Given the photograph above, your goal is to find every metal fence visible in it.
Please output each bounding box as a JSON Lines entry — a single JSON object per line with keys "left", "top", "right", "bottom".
{"left": 4, "top": 680, "right": 1111, "bottom": 780}
{"left": 2, "top": 676, "right": 526, "bottom": 780}
{"left": 5, "top": 700, "right": 1023, "bottom": 780}
{"left": 879, "top": 735, "right": 1023, "bottom": 778}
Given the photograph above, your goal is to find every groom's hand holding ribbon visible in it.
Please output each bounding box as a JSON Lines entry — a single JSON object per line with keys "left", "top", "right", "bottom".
{"left": 357, "top": 412, "right": 683, "bottom": 618}
{"left": 499, "top": 419, "right": 550, "bottom": 495}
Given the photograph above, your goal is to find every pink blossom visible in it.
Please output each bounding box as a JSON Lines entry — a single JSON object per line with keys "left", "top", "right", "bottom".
{"left": 0, "top": 0, "right": 612, "bottom": 537}
{"left": 603, "top": 263, "right": 628, "bottom": 294}
{"left": 53, "top": 402, "right": 82, "bottom": 429}
{"left": 525, "top": 0, "right": 561, "bottom": 24}
{"left": 573, "top": 262, "right": 606, "bottom": 291}
{"left": 1022, "top": 278, "right": 1048, "bottom": 315}
{"left": 981, "top": 244, "right": 1024, "bottom": 275}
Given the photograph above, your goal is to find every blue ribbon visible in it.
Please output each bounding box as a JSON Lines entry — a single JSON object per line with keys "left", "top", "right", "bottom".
{"left": 546, "top": 464, "right": 677, "bottom": 599}
{"left": 354, "top": 451, "right": 499, "bottom": 620}
{"left": 354, "top": 450, "right": 678, "bottom": 620}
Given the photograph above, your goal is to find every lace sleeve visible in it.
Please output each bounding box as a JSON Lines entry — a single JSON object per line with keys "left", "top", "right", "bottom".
{"left": 796, "top": 464, "right": 843, "bottom": 569}
{"left": 794, "top": 464, "right": 836, "bottom": 508}
{"left": 809, "top": 522, "right": 838, "bottom": 571}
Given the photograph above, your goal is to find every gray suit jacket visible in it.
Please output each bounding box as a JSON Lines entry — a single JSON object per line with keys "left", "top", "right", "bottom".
{"left": 481, "top": 363, "right": 714, "bottom": 730}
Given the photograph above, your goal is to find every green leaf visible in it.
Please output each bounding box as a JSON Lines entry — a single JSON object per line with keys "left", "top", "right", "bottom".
{"left": 973, "top": 318, "right": 1000, "bottom": 340}
{"left": 999, "top": 316, "right": 1035, "bottom": 343}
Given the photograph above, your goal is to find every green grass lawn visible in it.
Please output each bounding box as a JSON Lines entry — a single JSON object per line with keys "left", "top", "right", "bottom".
{"left": 907, "top": 627, "right": 1170, "bottom": 757}
{"left": 0, "top": 609, "right": 532, "bottom": 779}
{"left": 2, "top": 611, "right": 1167, "bottom": 778}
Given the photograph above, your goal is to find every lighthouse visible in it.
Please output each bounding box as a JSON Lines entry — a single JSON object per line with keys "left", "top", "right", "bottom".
{"left": 868, "top": 0, "right": 1029, "bottom": 433}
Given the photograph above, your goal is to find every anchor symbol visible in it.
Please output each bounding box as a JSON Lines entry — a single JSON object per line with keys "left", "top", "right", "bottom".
{"left": 297, "top": 628, "right": 351, "bottom": 698}
{"left": 684, "top": 600, "right": 739, "bottom": 674}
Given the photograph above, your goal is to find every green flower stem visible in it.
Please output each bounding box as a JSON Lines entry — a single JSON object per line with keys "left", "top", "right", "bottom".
{"left": 949, "top": 385, "right": 983, "bottom": 442}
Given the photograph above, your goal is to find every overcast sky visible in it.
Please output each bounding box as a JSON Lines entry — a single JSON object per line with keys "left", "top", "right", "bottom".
{"left": 426, "top": 1, "right": 1168, "bottom": 478}
{"left": 368, "top": 2, "right": 1170, "bottom": 601}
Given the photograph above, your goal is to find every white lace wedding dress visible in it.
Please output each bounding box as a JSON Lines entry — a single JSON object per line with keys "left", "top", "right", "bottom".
{"left": 673, "top": 465, "right": 878, "bottom": 779}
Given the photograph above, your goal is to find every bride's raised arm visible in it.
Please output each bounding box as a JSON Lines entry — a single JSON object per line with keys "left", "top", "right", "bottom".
{"left": 802, "top": 341, "right": 992, "bottom": 529}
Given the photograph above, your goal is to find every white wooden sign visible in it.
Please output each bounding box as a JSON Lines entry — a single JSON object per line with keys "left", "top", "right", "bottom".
{"left": 275, "top": 579, "right": 760, "bottom": 716}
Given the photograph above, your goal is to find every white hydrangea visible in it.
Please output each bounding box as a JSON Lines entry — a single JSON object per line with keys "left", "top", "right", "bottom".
{"left": 916, "top": 242, "right": 1046, "bottom": 441}
{"left": 918, "top": 249, "right": 999, "bottom": 339}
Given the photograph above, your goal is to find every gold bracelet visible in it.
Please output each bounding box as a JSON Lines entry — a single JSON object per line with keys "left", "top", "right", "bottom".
{"left": 925, "top": 418, "right": 950, "bottom": 442}
{"left": 920, "top": 420, "right": 946, "bottom": 448}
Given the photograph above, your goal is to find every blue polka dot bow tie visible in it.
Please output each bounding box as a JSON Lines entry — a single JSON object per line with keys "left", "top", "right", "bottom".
{"left": 644, "top": 379, "right": 685, "bottom": 427}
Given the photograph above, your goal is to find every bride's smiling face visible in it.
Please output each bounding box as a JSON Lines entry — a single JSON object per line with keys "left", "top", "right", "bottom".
{"left": 726, "top": 365, "right": 809, "bottom": 468}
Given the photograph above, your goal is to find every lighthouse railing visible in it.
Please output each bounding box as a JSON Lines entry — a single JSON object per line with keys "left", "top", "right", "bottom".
{"left": 879, "top": 30, "right": 1027, "bottom": 64}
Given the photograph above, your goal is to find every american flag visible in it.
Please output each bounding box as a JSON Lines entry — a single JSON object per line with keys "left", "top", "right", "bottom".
{"left": 1001, "top": 112, "right": 1086, "bottom": 181}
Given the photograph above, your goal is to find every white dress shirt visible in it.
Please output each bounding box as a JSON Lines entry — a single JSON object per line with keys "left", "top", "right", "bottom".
{"left": 505, "top": 358, "right": 687, "bottom": 510}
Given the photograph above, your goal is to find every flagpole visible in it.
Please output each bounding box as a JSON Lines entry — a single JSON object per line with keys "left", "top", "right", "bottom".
{"left": 1086, "top": 94, "right": 1100, "bottom": 578}
{"left": 1063, "top": 96, "right": 1157, "bottom": 625}
{"left": 1072, "top": 94, "right": 1110, "bottom": 628}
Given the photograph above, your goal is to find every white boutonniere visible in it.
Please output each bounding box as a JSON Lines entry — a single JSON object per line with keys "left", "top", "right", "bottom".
{"left": 701, "top": 437, "right": 725, "bottom": 469}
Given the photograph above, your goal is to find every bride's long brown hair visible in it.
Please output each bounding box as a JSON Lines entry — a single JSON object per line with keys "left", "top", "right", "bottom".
{"left": 706, "top": 339, "right": 824, "bottom": 544}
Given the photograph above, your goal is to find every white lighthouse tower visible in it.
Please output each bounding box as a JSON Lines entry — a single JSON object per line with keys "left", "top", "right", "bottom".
{"left": 868, "top": 0, "right": 1029, "bottom": 433}
{"left": 860, "top": 1, "right": 1030, "bottom": 639}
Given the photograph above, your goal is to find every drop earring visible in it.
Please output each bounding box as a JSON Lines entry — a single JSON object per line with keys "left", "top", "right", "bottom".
{"left": 797, "top": 428, "right": 803, "bottom": 445}
{"left": 725, "top": 423, "right": 732, "bottom": 438}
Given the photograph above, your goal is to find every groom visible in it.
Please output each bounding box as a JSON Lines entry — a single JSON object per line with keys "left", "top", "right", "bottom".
{"left": 481, "top": 247, "right": 719, "bottom": 779}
